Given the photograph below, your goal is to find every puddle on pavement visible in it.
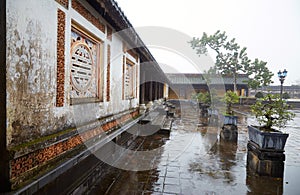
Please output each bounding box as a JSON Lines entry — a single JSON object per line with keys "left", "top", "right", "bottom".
{"left": 84, "top": 103, "right": 300, "bottom": 195}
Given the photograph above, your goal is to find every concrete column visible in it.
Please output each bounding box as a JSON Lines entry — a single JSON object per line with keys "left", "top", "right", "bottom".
{"left": 154, "top": 82, "right": 158, "bottom": 100}
{"left": 140, "top": 71, "right": 145, "bottom": 104}
{"left": 149, "top": 80, "right": 153, "bottom": 101}
{"left": 159, "top": 83, "right": 163, "bottom": 99}
{"left": 139, "top": 71, "right": 146, "bottom": 112}
{"left": 0, "top": 0, "right": 11, "bottom": 192}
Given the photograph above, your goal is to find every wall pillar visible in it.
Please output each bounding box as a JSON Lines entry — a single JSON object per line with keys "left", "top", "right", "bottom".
{"left": 0, "top": 0, "right": 11, "bottom": 192}
{"left": 154, "top": 82, "right": 158, "bottom": 100}
{"left": 158, "top": 83, "right": 161, "bottom": 99}
{"left": 140, "top": 71, "right": 145, "bottom": 104}
{"left": 160, "top": 83, "right": 163, "bottom": 98}
{"left": 149, "top": 81, "right": 153, "bottom": 102}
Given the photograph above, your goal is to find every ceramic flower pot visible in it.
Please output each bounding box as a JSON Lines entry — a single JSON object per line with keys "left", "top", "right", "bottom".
{"left": 222, "top": 115, "right": 238, "bottom": 126}
{"left": 248, "top": 125, "right": 289, "bottom": 150}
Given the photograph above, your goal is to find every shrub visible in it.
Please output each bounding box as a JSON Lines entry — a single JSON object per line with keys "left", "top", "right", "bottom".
{"left": 282, "top": 92, "right": 290, "bottom": 99}
{"left": 255, "top": 91, "right": 264, "bottom": 98}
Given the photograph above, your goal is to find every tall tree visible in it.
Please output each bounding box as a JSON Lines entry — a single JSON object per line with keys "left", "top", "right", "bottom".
{"left": 190, "top": 30, "right": 273, "bottom": 93}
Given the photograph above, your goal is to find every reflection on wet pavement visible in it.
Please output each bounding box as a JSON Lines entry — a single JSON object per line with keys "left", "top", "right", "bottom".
{"left": 87, "top": 102, "right": 300, "bottom": 195}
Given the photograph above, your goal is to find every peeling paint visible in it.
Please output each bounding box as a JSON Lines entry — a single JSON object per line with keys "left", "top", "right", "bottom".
{"left": 6, "top": 8, "right": 68, "bottom": 146}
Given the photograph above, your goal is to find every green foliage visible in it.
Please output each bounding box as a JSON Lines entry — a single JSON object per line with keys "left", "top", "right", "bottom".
{"left": 190, "top": 30, "right": 274, "bottom": 91}
{"left": 222, "top": 90, "right": 239, "bottom": 115}
{"left": 282, "top": 92, "right": 290, "bottom": 99}
{"left": 250, "top": 94, "right": 295, "bottom": 130}
{"left": 245, "top": 59, "right": 274, "bottom": 89}
{"left": 255, "top": 91, "right": 264, "bottom": 98}
{"left": 191, "top": 92, "right": 211, "bottom": 104}
{"left": 202, "top": 66, "right": 219, "bottom": 85}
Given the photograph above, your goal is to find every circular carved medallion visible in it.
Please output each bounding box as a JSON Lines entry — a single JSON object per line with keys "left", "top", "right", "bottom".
{"left": 70, "top": 42, "right": 93, "bottom": 93}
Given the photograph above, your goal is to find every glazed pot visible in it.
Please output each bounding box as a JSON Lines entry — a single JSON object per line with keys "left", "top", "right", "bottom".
{"left": 247, "top": 125, "right": 289, "bottom": 150}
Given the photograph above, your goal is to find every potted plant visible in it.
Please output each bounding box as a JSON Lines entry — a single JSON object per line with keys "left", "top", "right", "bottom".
{"left": 248, "top": 94, "right": 295, "bottom": 150}
{"left": 191, "top": 92, "right": 211, "bottom": 116}
{"left": 207, "top": 89, "right": 220, "bottom": 123}
{"left": 198, "top": 92, "right": 211, "bottom": 116}
{"left": 221, "top": 90, "right": 239, "bottom": 126}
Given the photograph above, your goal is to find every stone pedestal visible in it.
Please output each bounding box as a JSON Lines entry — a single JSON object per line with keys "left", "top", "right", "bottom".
{"left": 146, "top": 101, "right": 153, "bottom": 111}
{"left": 220, "top": 125, "right": 238, "bottom": 141}
{"left": 246, "top": 169, "right": 283, "bottom": 194}
{"left": 247, "top": 141, "right": 285, "bottom": 178}
{"left": 165, "top": 102, "right": 175, "bottom": 117}
{"left": 199, "top": 104, "right": 209, "bottom": 117}
{"left": 139, "top": 104, "right": 147, "bottom": 114}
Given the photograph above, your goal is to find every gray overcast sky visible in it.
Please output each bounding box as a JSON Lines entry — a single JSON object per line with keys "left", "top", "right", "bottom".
{"left": 116, "top": 0, "right": 300, "bottom": 85}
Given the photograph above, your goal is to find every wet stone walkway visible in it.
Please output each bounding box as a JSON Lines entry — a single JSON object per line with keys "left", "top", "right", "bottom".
{"left": 73, "top": 102, "right": 300, "bottom": 195}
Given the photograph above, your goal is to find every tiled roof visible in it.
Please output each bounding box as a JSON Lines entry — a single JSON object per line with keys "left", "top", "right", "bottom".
{"left": 166, "top": 73, "right": 249, "bottom": 85}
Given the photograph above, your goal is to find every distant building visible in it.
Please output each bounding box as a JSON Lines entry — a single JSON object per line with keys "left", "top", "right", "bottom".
{"left": 252, "top": 85, "right": 300, "bottom": 98}
{"left": 166, "top": 73, "right": 249, "bottom": 99}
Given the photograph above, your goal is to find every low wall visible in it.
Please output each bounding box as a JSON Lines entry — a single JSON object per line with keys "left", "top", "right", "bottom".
{"left": 237, "top": 98, "right": 300, "bottom": 108}
{"left": 287, "top": 100, "right": 300, "bottom": 108}
{"left": 9, "top": 109, "right": 139, "bottom": 190}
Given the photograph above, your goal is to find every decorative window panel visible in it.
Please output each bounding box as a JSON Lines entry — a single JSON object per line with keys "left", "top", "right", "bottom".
{"left": 124, "top": 59, "right": 136, "bottom": 100}
{"left": 70, "top": 27, "right": 100, "bottom": 100}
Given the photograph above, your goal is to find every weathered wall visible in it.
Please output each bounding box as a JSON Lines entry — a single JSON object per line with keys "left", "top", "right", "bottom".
{"left": 7, "top": 0, "right": 140, "bottom": 147}
{"left": 6, "top": 0, "right": 140, "bottom": 189}
{"left": 7, "top": 0, "right": 61, "bottom": 145}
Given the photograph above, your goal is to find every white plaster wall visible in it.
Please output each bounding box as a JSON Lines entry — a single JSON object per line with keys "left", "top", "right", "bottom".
{"left": 110, "top": 35, "right": 125, "bottom": 113}
{"left": 6, "top": 0, "right": 140, "bottom": 145}
{"left": 6, "top": 0, "right": 59, "bottom": 145}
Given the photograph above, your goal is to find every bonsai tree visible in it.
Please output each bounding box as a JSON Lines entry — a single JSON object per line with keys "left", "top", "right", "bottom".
{"left": 198, "top": 92, "right": 211, "bottom": 105}
{"left": 255, "top": 91, "right": 264, "bottom": 99}
{"left": 250, "top": 94, "right": 295, "bottom": 131}
{"left": 222, "top": 90, "right": 239, "bottom": 115}
{"left": 191, "top": 92, "right": 211, "bottom": 105}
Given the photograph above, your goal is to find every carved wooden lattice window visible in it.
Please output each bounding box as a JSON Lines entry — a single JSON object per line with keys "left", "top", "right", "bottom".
{"left": 124, "top": 59, "right": 136, "bottom": 99}
{"left": 70, "top": 26, "right": 101, "bottom": 101}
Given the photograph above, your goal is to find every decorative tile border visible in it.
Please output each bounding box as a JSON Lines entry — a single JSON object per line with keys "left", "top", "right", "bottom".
{"left": 107, "top": 26, "right": 112, "bottom": 41}
{"left": 72, "top": 0, "right": 105, "bottom": 33}
{"left": 55, "top": 0, "right": 69, "bottom": 9}
{"left": 122, "top": 56, "right": 125, "bottom": 100}
{"left": 56, "top": 9, "right": 66, "bottom": 107}
{"left": 106, "top": 44, "right": 111, "bottom": 102}
{"left": 9, "top": 110, "right": 139, "bottom": 179}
